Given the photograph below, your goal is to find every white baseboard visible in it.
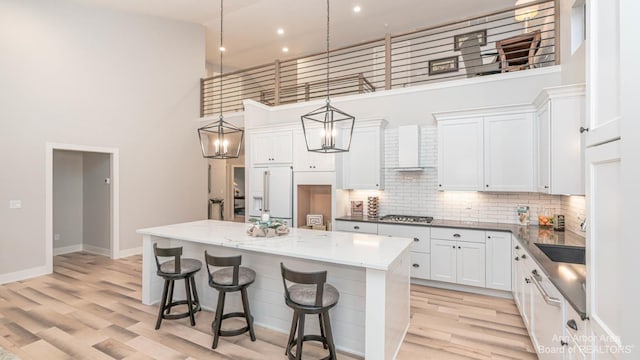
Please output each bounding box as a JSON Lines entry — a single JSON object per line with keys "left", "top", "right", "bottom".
{"left": 411, "top": 278, "right": 513, "bottom": 299}
{"left": 82, "top": 244, "right": 111, "bottom": 257}
{"left": 53, "top": 244, "right": 83, "bottom": 256}
{"left": 118, "top": 247, "right": 142, "bottom": 258}
{"left": 0, "top": 265, "right": 49, "bottom": 285}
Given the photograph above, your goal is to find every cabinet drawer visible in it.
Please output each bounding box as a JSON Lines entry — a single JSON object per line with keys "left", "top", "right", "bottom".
{"left": 333, "top": 221, "right": 378, "bottom": 234}
{"left": 431, "top": 227, "right": 485, "bottom": 243}
{"left": 565, "top": 304, "right": 588, "bottom": 350}
{"left": 410, "top": 252, "right": 430, "bottom": 280}
{"left": 377, "top": 224, "right": 430, "bottom": 253}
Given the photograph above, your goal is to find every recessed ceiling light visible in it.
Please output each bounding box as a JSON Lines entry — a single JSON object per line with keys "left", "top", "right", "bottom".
{"left": 219, "top": 46, "right": 226, "bottom": 52}
{"left": 282, "top": 47, "right": 289, "bottom": 53}
{"left": 353, "top": 5, "right": 361, "bottom": 13}
{"left": 277, "top": 28, "right": 285, "bottom": 35}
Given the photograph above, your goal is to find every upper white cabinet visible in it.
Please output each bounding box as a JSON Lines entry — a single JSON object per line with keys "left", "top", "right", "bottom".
{"left": 338, "top": 120, "right": 385, "bottom": 190}
{"left": 292, "top": 129, "right": 335, "bottom": 172}
{"left": 251, "top": 130, "right": 293, "bottom": 165}
{"left": 435, "top": 105, "right": 536, "bottom": 192}
{"left": 484, "top": 113, "right": 535, "bottom": 192}
{"left": 534, "top": 85, "right": 586, "bottom": 195}
{"left": 437, "top": 117, "right": 484, "bottom": 191}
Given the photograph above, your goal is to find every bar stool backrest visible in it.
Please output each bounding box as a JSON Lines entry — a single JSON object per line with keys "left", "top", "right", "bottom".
{"left": 205, "top": 251, "right": 241, "bottom": 286}
{"left": 153, "top": 243, "right": 183, "bottom": 274}
{"left": 280, "top": 262, "right": 327, "bottom": 308}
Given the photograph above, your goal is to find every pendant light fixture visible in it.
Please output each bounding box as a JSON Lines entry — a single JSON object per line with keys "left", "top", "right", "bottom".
{"left": 198, "top": 0, "right": 243, "bottom": 159}
{"left": 300, "top": 0, "right": 355, "bottom": 153}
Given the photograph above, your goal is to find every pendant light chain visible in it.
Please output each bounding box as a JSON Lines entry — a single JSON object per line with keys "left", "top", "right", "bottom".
{"left": 325, "top": 0, "right": 330, "bottom": 105}
{"left": 219, "top": 0, "right": 224, "bottom": 120}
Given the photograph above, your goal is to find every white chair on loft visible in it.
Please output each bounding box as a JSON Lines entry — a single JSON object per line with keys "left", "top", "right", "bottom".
{"left": 459, "top": 35, "right": 500, "bottom": 78}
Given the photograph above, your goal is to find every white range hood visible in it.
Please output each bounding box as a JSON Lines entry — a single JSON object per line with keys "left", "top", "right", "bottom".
{"left": 394, "top": 125, "right": 424, "bottom": 171}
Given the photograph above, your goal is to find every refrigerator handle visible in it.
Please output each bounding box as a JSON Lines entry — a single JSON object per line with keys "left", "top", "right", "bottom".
{"left": 207, "top": 164, "right": 211, "bottom": 194}
{"left": 263, "top": 170, "right": 269, "bottom": 212}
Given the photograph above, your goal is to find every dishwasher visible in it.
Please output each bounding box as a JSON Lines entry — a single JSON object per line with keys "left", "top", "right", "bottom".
{"left": 530, "top": 265, "right": 566, "bottom": 359}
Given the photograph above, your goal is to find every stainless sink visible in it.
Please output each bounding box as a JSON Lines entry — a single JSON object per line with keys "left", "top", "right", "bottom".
{"left": 535, "top": 243, "right": 586, "bottom": 265}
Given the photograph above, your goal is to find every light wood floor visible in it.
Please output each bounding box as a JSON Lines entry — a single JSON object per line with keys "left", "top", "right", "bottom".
{"left": 0, "top": 253, "right": 537, "bottom": 359}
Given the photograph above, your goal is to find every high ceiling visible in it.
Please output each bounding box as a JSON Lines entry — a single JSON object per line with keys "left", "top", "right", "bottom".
{"left": 72, "top": 0, "right": 518, "bottom": 70}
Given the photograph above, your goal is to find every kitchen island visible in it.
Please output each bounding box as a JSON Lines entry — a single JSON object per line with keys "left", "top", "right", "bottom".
{"left": 137, "top": 220, "right": 412, "bottom": 360}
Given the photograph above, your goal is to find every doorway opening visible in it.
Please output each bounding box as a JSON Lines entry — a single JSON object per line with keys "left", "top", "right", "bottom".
{"left": 46, "top": 143, "right": 119, "bottom": 273}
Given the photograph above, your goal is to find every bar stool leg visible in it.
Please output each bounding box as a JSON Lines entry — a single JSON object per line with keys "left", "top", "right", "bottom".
{"left": 295, "top": 313, "right": 305, "bottom": 360}
{"left": 184, "top": 276, "right": 196, "bottom": 326}
{"left": 318, "top": 313, "right": 328, "bottom": 349}
{"left": 155, "top": 279, "right": 170, "bottom": 330}
{"left": 286, "top": 310, "right": 298, "bottom": 355}
{"left": 165, "top": 279, "right": 175, "bottom": 314}
{"left": 190, "top": 276, "right": 200, "bottom": 311}
{"left": 322, "top": 311, "right": 337, "bottom": 359}
{"left": 212, "top": 291, "right": 226, "bottom": 349}
{"left": 240, "top": 288, "right": 256, "bottom": 341}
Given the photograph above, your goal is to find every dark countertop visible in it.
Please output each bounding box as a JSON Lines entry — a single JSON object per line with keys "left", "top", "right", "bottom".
{"left": 335, "top": 216, "right": 587, "bottom": 317}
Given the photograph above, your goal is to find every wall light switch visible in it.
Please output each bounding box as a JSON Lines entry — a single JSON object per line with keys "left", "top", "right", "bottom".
{"left": 9, "top": 200, "right": 22, "bottom": 209}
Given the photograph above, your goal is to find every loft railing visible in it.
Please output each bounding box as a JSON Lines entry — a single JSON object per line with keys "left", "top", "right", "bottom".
{"left": 200, "top": 0, "right": 557, "bottom": 117}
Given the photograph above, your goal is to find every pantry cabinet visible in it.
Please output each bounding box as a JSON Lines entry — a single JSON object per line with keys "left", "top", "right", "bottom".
{"left": 251, "top": 130, "right": 293, "bottom": 165}
{"left": 435, "top": 105, "right": 536, "bottom": 192}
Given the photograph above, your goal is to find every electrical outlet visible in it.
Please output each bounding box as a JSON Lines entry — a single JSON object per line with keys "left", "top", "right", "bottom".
{"left": 54, "top": 234, "right": 61, "bottom": 241}
{"left": 9, "top": 200, "right": 22, "bottom": 209}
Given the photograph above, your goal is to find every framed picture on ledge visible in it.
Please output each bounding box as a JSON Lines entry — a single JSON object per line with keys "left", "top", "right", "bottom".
{"left": 454, "top": 29, "right": 487, "bottom": 51}
{"left": 428, "top": 56, "right": 459, "bottom": 75}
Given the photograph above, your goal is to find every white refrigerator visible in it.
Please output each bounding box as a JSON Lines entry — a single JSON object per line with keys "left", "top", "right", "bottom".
{"left": 249, "top": 166, "right": 293, "bottom": 226}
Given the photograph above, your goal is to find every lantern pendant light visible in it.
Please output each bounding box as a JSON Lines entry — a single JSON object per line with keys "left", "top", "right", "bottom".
{"left": 300, "top": 0, "right": 355, "bottom": 153}
{"left": 198, "top": 0, "right": 244, "bottom": 159}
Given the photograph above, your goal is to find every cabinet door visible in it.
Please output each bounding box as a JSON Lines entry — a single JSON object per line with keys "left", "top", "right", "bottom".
{"left": 430, "top": 239, "right": 457, "bottom": 283}
{"left": 342, "top": 126, "right": 383, "bottom": 190}
{"left": 410, "top": 252, "right": 431, "bottom": 280}
{"left": 484, "top": 113, "right": 535, "bottom": 191}
{"left": 586, "top": 140, "right": 622, "bottom": 350}
{"left": 251, "top": 133, "right": 273, "bottom": 165}
{"left": 437, "top": 117, "right": 484, "bottom": 191}
{"left": 270, "top": 131, "right": 293, "bottom": 164}
{"left": 456, "top": 241, "right": 486, "bottom": 287}
{"left": 512, "top": 241, "right": 522, "bottom": 309}
{"left": 537, "top": 104, "right": 551, "bottom": 193}
{"left": 485, "top": 232, "right": 512, "bottom": 291}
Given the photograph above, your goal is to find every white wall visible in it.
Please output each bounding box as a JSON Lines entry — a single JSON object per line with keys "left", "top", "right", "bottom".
{"left": 0, "top": 0, "right": 206, "bottom": 278}
{"left": 53, "top": 150, "right": 84, "bottom": 250}
{"left": 559, "top": 0, "right": 586, "bottom": 84}
{"left": 83, "top": 152, "right": 111, "bottom": 252}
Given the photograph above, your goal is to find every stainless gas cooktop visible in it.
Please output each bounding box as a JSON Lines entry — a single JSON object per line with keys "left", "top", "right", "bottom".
{"left": 378, "top": 215, "right": 434, "bottom": 224}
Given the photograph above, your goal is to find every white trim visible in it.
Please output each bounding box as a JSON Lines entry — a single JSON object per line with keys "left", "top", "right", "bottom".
{"left": 46, "top": 143, "right": 120, "bottom": 271}
{"left": 0, "top": 266, "right": 49, "bottom": 285}
{"left": 119, "top": 246, "right": 142, "bottom": 258}
{"left": 53, "top": 245, "right": 83, "bottom": 256}
{"left": 82, "top": 244, "right": 111, "bottom": 257}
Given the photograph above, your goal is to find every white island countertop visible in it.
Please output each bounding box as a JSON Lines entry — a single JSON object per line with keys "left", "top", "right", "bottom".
{"left": 137, "top": 220, "right": 412, "bottom": 271}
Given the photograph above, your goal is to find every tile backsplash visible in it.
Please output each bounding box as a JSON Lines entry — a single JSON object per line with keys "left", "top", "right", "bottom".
{"left": 347, "top": 126, "right": 586, "bottom": 237}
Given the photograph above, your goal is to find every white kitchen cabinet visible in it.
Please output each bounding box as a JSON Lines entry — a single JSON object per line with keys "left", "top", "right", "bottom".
{"left": 292, "top": 129, "right": 335, "bottom": 172}
{"left": 378, "top": 224, "right": 431, "bottom": 280}
{"left": 338, "top": 121, "right": 385, "bottom": 190}
{"left": 565, "top": 305, "right": 589, "bottom": 360}
{"left": 435, "top": 105, "right": 536, "bottom": 192}
{"left": 513, "top": 241, "right": 532, "bottom": 328}
{"left": 456, "top": 241, "right": 486, "bottom": 287}
{"left": 530, "top": 265, "right": 565, "bottom": 360}
{"left": 534, "top": 85, "right": 585, "bottom": 195}
{"left": 485, "top": 231, "right": 512, "bottom": 291}
{"left": 484, "top": 113, "right": 535, "bottom": 191}
{"left": 436, "top": 117, "right": 484, "bottom": 191}
{"left": 251, "top": 130, "right": 293, "bottom": 165}
{"left": 586, "top": 140, "right": 622, "bottom": 354}
{"left": 430, "top": 239, "right": 458, "bottom": 283}
{"left": 333, "top": 220, "right": 377, "bottom": 234}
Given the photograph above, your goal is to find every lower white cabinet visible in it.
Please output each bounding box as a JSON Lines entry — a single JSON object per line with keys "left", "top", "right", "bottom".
{"left": 430, "top": 238, "right": 485, "bottom": 287}
{"left": 378, "top": 224, "right": 431, "bottom": 280}
{"left": 486, "top": 231, "right": 512, "bottom": 291}
{"left": 333, "top": 220, "right": 377, "bottom": 234}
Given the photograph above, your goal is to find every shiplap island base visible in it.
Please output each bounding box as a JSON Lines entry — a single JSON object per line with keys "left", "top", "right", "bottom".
{"left": 137, "top": 220, "right": 412, "bottom": 359}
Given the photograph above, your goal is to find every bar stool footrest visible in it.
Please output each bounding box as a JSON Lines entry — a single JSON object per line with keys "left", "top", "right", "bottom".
{"left": 213, "top": 312, "right": 254, "bottom": 337}
{"left": 287, "top": 335, "right": 331, "bottom": 360}
{"left": 162, "top": 300, "right": 201, "bottom": 320}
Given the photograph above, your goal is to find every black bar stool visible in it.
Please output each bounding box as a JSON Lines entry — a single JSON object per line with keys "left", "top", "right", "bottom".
{"left": 153, "top": 243, "right": 202, "bottom": 329}
{"left": 204, "top": 251, "right": 257, "bottom": 349}
{"left": 280, "top": 263, "right": 339, "bottom": 360}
